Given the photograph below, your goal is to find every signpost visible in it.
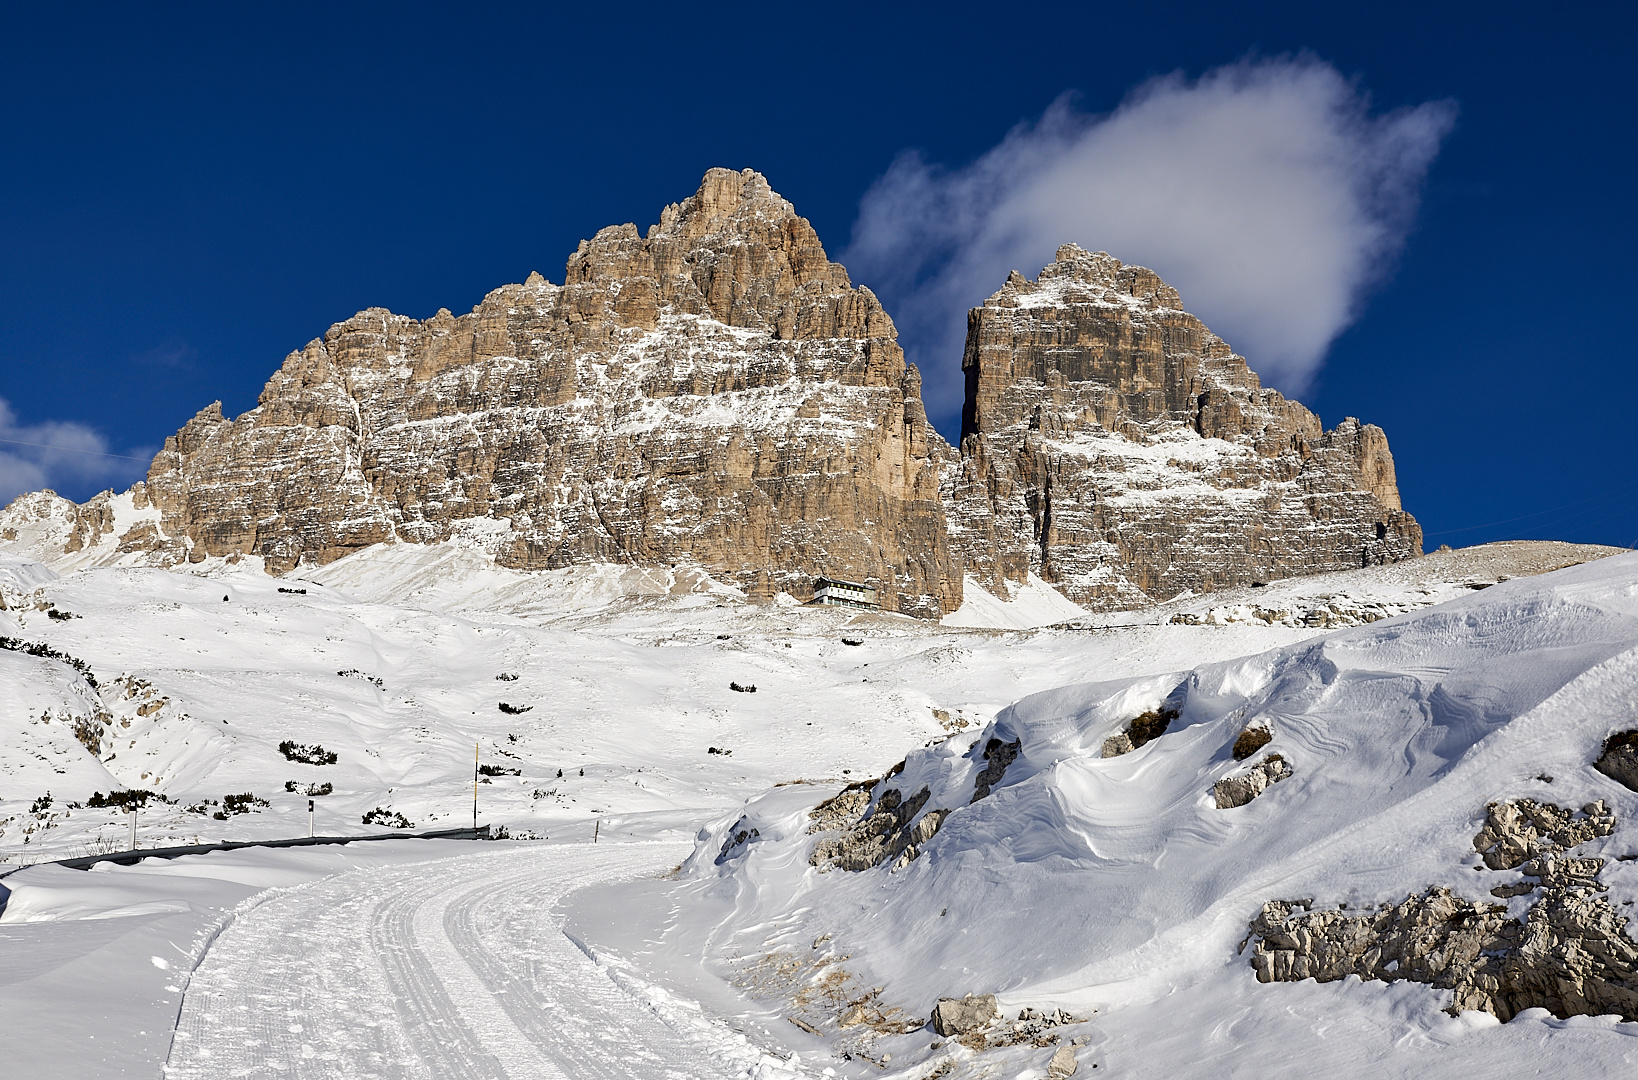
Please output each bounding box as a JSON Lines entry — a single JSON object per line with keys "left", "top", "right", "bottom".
{"left": 308, "top": 798, "right": 315, "bottom": 838}
{"left": 128, "top": 807, "right": 137, "bottom": 851}
{"left": 473, "top": 742, "right": 479, "bottom": 830}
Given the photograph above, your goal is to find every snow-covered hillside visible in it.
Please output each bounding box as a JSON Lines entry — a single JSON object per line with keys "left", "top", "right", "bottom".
{"left": 2, "top": 535, "right": 1633, "bottom": 1079}
{"left": 15, "top": 540, "right": 1583, "bottom": 867}
{"left": 669, "top": 550, "right": 1638, "bottom": 1077}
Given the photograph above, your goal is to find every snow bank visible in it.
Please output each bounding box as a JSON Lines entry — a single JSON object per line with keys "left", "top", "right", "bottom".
{"left": 941, "top": 573, "right": 1089, "bottom": 630}
{"left": 299, "top": 540, "right": 743, "bottom": 617}
{"left": 684, "top": 552, "right": 1638, "bottom": 1067}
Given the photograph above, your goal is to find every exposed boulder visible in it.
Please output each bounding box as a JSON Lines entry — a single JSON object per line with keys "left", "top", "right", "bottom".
{"left": 1100, "top": 707, "right": 1178, "bottom": 759}
{"left": 1214, "top": 754, "right": 1292, "bottom": 808}
{"left": 1594, "top": 730, "right": 1638, "bottom": 792}
{"left": 1231, "top": 725, "right": 1272, "bottom": 761}
{"left": 931, "top": 993, "right": 997, "bottom": 1037}
{"left": 810, "top": 784, "right": 947, "bottom": 872}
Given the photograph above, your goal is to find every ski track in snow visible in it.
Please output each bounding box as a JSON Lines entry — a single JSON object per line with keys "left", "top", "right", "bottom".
{"left": 166, "top": 843, "right": 744, "bottom": 1080}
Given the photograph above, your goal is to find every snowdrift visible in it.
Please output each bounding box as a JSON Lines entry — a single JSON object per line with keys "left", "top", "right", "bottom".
{"left": 686, "top": 553, "right": 1638, "bottom": 1031}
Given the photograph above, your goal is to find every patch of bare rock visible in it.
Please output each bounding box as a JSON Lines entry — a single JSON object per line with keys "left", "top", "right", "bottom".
{"left": 1213, "top": 753, "right": 1292, "bottom": 809}
{"left": 809, "top": 733, "right": 1023, "bottom": 873}
{"left": 1594, "top": 730, "right": 1638, "bottom": 792}
{"left": 1100, "top": 707, "right": 1177, "bottom": 758}
{"left": 1246, "top": 797, "right": 1638, "bottom": 1021}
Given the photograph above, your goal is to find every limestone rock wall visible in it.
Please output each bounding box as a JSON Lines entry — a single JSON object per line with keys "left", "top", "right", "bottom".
{"left": 945, "top": 245, "right": 1421, "bottom": 609}
{"left": 116, "top": 169, "right": 959, "bottom": 617}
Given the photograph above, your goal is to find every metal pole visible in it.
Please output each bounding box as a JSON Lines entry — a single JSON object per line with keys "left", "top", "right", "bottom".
{"left": 593, "top": 818, "right": 599, "bottom": 844}
{"left": 128, "top": 807, "right": 137, "bottom": 851}
{"left": 308, "top": 798, "right": 314, "bottom": 838}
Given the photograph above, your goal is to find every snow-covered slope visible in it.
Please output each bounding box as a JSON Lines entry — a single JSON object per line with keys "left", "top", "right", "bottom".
{"left": 941, "top": 572, "right": 1090, "bottom": 630}
{"left": 675, "top": 551, "right": 1638, "bottom": 1077}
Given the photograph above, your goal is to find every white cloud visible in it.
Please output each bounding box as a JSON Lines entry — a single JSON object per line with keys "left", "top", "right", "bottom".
{"left": 0, "top": 396, "right": 152, "bottom": 506}
{"left": 844, "top": 57, "right": 1458, "bottom": 423}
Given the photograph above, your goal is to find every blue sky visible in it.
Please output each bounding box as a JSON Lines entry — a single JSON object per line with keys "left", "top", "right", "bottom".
{"left": 2, "top": 2, "right": 1634, "bottom": 549}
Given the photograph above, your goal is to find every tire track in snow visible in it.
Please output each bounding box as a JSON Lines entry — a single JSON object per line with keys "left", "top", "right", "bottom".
{"left": 165, "top": 843, "right": 745, "bottom": 1079}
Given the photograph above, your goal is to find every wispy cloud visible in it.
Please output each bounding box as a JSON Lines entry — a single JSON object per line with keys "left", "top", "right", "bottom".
{"left": 0, "top": 397, "right": 153, "bottom": 506}
{"left": 132, "top": 339, "right": 197, "bottom": 370}
{"left": 844, "top": 56, "right": 1458, "bottom": 424}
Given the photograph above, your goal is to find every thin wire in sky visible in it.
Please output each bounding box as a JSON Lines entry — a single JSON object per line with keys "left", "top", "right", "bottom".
{"left": 0, "top": 437, "right": 151, "bottom": 461}
{"left": 1424, "top": 473, "right": 1638, "bottom": 538}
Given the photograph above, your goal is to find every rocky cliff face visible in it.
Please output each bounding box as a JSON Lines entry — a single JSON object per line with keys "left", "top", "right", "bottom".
{"left": 54, "top": 169, "right": 958, "bottom": 616}
{"left": 943, "top": 245, "right": 1420, "bottom": 609}
{"left": 1, "top": 190, "right": 1420, "bottom": 619}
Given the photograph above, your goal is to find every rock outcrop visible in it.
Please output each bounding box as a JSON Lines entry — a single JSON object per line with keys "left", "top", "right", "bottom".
{"left": 943, "top": 245, "right": 1421, "bottom": 609}
{"left": 29, "top": 169, "right": 957, "bottom": 617}
{"left": 1247, "top": 799, "right": 1638, "bottom": 1022}
{"left": 931, "top": 994, "right": 998, "bottom": 1037}
{"left": 1213, "top": 753, "right": 1292, "bottom": 809}
{"left": 1594, "top": 730, "right": 1638, "bottom": 792}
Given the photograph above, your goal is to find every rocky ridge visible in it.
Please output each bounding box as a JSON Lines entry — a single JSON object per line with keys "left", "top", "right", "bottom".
{"left": 944, "top": 245, "right": 1421, "bottom": 609}
{"left": 1, "top": 180, "right": 1423, "bottom": 618}
{"left": 7, "top": 169, "right": 956, "bottom": 617}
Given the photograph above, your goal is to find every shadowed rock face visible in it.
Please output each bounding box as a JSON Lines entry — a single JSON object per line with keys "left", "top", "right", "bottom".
{"left": 944, "top": 245, "right": 1421, "bottom": 609}
{"left": 126, "top": 169, "right": 959, "bottom": 616}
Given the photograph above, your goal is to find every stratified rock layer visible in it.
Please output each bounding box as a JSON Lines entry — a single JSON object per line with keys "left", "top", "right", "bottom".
{"left": 945, "top": 245, "right": 1421, "bottom": 609}
{"left": 111, "top": 170, "right": 959, "bottom": 616}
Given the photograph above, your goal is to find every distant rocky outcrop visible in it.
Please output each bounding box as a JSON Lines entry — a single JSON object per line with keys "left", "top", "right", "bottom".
{"left": 943, "top": 245, "right": 1421, "bottom": 609}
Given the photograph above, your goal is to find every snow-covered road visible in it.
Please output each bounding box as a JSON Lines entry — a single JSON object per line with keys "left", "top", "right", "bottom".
{"left": 166, "top": 842, "right": 759, "bottom": 1080}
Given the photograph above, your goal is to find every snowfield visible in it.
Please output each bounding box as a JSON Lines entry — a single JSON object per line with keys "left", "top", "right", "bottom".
{"left": 680, "top": 549, "right": 1638, "bottom": 1077}
{"left": 1, "top": 537, "right": 1634, "bottom": 1078}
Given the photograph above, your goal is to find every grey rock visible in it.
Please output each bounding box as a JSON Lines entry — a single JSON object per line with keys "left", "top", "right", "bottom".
{"left": 1594, "top": 731, "right": 1638, "bottom": 793}
{"left": 1214, "top": 754, "right": 1292, "bottom": 809}
{"left": 931, "top": 993, "right": 997, "bottom": 1037}
{"left": 810, "top": 783, "right": 949, "bottom": 872}
{"left": 1247, "top": 799, "right": 1638, "bottom": 1022}
{"left": 1047, "top": 1044, "right": 1079, "bottom": 1079}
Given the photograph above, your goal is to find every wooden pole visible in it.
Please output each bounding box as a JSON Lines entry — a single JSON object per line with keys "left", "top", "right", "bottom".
{"left": 593, "top": 818, "right": 599, "bottom": 844}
